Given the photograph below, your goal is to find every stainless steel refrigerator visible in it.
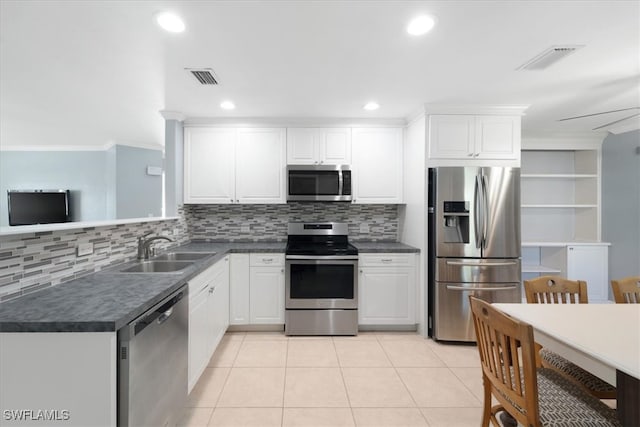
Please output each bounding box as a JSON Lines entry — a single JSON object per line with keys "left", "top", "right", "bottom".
{"left": 428, "top": 167, "right": 521, "bottom": 342}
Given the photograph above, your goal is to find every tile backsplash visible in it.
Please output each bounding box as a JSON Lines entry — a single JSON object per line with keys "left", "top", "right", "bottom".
{"left": 184, "top": 203, "right": 398, "bottom": 242}
{"left": 0, "top": 203, "right": 399, "bottom": 302}
{"left": 0, "top": 212, "right": 189, "bottom": 302}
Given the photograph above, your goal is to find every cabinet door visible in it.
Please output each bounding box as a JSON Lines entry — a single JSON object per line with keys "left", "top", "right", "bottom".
{"left": 209, "top": 257, "right": 230, "bottom": 354}
{"left": 320, "top": 128, "right": 351, "bottom": 164}
{"left": 475, "top": 116, "right": 520, "bottom": 160}
{"left": 428, "top": 115, "right": 475, "bottom": 159}
{"left": 236, "top": 128, "right": 286, "bottom": 204}
{"left": 188, "top": 282, "right": 213, "bottom": 392}
{"left": 358, "top": 266, "right": 416, "bottom": 325}
{"left": 287, "top": 128, "right": 318, "bottom": 164}
{"left": 184, "top": 128, "right": 236, "bottom": 204}
{"left": 566, "top": 245, "right": 609, "bottom": 302}
{"left": 230, "top": 254, "right": 250, "bottom": 325}
{"left": 249, "top": 266, "right": 285, "bottom": 324}
{"left": 352, "top": 128, "right": 403, "bottom": 203}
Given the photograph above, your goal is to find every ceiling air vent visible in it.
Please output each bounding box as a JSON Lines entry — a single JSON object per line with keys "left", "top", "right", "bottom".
{"left": 517, "top": 45, "right": 584, "bottom": 70}
{"left": 186, "top": 68, "right": 219, "bottom": 85}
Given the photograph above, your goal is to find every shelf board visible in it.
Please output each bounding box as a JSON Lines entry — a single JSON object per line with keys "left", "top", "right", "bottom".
{"left": 522, "top": 264, "right": 562, "bottom": 273}
{"left": 521, "top": 204, "right": 598, "bottom": 208}
{"left": 522, "top": 241, "right": 611, "bottom": 247}
{"left": 521, "top": 174, "right": 598, "bottom": 179}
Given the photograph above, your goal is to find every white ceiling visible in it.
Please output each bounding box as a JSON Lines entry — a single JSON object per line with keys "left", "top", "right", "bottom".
{"left": 1, "top": 0, "right": 639, "bottom": 149}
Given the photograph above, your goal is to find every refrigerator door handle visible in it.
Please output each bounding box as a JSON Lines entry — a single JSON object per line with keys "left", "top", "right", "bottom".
{"left": 446, "top": 285, "right": 518, "bottom": 291}
{"left": 481, "top": 173, "right": 489, "bottom": 249}
{"left": 445, "top": 260, "right": 519, "bottom": 267}
{"left": 474, "top": 175, "right": 482, "bottom": 248}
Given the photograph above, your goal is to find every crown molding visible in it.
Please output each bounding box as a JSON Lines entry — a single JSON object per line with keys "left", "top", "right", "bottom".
{"left": 183, "top": 117, "right": 407, "bottom": 128}
{"left": 1, "top": 141, "right": 163, "bottom": 152}
{"left": 421, "top": 104, "right": 530, "bottom": 116}
{"left": 159, "top": 110, "right": 186, "bottom": 121}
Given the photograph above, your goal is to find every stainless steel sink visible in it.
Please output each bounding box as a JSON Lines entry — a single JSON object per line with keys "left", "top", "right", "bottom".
{"left": 153, "top": 252, "right": 215, "bottom": 261}
{"left": 119, "top": 261, "right": 194, "bottom": 273}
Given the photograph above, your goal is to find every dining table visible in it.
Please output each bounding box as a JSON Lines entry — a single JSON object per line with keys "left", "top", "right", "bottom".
{"left": 493, "top": 303, "right": 640, "bottom": 426}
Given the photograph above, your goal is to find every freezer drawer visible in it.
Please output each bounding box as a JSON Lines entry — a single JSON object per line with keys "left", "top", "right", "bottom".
{"left": 434, "top": 281, "right": 521, "bottom": 342}
{"left": 436, "top": 258, "right": 520, "bottom": 283}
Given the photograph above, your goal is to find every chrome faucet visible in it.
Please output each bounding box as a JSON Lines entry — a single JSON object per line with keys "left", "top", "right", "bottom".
{"left": 137, "top": 233, "right": 174, "bottom": 260}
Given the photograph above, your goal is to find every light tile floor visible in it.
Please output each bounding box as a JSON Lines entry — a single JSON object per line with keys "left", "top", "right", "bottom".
{"left": 179, "top": 332, "right": 485, "bottom": 427}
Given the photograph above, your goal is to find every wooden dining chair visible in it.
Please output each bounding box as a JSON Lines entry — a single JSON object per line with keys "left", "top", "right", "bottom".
{"left": 611, "top": 276, "right": 640, "bottom": 303}
{"left": 524, "top": 275, "right": 588, "bottom": 304}
{"left": 523, "top": 276, "right": 617, "bottom": 399}
{"left": 469, "top": 296, "right": 620, "bottom": 427}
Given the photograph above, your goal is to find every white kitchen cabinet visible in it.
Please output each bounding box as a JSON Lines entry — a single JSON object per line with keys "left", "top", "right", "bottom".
{"left": 358, "top": 253, "right": 417, "bottom": 325}
{"left": 188, "top": 256, "right": 230, "bottom": 392}
{"left": 287, "top": 128, "right": 351, "bottom": 165}
{"left": 567, "top": 245, "right": 609, "bottom": 303}
{"left": 428, "top": 115, "right": 520, "bottom": 162}
{"left": 352, "top": 128, "right": 403, "bottom": 203}
{"left": 184, "top": 127, "right": 286, "bottom": 204}
{"left": 229, "top": 254, "right": 250, "bottom": 325}
{"left": 236, "top": 128, "right": 286, "bottom": 203}
{"left": 184, "top": 128, "right": 236, "bottom": 203}
{"left": 249, "top": 254, "right": 285, "bottom": 324}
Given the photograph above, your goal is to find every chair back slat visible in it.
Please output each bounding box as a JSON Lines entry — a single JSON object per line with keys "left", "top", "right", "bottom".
{"left": 524, "top": 276, "right": 588, "bottom": 304}
{"left": 470, "top": 296, "right": 541, "bottom": 427}
{"left": 611, "top": 276, "right": 640, "bottom": 304}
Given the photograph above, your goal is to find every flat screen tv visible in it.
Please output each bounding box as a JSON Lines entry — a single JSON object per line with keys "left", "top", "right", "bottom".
{"left": 7, "top": 190, "right": 71, "bottom": 226}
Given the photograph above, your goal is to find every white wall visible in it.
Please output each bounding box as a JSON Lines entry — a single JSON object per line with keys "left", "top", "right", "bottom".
{"left": 399, "top": 115, "right": 427, "bottom": 335}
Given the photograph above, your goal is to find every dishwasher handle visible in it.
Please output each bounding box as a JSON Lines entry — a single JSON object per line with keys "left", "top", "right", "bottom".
{"left": 132, "top": 287, "right": 186, "bottom": 337}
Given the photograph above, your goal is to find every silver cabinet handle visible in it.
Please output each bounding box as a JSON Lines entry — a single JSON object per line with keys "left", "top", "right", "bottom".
{"left": 467, "top": 153, "right": 474, "bottom": 157}
{"left": 262, "top": 258, "right": 274, "bottom": 263}
{"left": 445, "top": 260, "right": 518, "bottom": 267}
{"left": 236, "top": 199, "right": 239, "bottom": 203}
{"left": 281, "top": 268, "right": 284, "bottom": 273}
{"left": 381, "top": 258, "right": 393, "bottom": 263}
{"left": 359, "top": 269, "right": 363, "bottom": 273}
{"left": 446, "top": 285, "right": 517, "bottom": 291}
{"left": 230, "top": 199, "right": 234, "bottom": 203}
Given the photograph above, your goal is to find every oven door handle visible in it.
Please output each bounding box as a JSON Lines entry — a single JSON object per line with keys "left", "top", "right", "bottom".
{"left": 286, "top": 255, "right": 359, "bottom": 260}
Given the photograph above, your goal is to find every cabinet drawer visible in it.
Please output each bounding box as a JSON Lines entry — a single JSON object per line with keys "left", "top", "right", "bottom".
{"left": 249, "top": 253, "right": 284, "bottom": 267}
{"left": 359, "top": 253, "right": 415, "bottom": 267}
{"left": 189, "top": 257, "right": 228, "bottom": 298}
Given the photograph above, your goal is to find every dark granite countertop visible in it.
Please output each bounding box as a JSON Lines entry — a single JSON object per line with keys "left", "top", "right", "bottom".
{"left": 353, "top": 241, "right": 420, "bottom": 253}
{"left": 0, "top": 242, "right": 285, "bottom": 333}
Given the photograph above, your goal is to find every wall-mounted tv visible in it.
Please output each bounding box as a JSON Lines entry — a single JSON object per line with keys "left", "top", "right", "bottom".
{"left": 7, "top": 190, "right": 70, "bottom": 226}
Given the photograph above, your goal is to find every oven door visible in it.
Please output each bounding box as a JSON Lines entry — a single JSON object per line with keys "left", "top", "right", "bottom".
{"left": 285, "top": 257, "right": 358, "bottom": 309}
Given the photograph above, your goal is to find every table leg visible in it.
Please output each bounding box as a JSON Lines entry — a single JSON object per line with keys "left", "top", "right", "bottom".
{"left": 616, "top": 370, "right": 640, "bottom": 425}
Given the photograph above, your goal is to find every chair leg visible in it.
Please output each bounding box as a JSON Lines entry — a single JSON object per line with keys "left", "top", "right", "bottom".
{"left": 481, "top": 376, "right": 492, "bottom": 427}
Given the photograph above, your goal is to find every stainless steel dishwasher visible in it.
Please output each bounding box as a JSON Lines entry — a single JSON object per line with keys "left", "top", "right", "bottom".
{"left": 118, "top": 285, "right": 188, "bottom": 427}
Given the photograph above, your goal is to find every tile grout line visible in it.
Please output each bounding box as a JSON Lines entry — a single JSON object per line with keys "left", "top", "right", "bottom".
{"left": 210, "top": 333, "right": 245, "bottom": 419}
{"left": 375, "top": 335, "right": 432, "bottom": 426}
{"left": 281, "top": 337, "right": 289, "bottom": 426}
{"left": 332, "top": 336, "right": 358, "bottom": 426}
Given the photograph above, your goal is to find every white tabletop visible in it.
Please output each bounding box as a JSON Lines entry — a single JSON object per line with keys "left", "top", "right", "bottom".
{"left": 493, "top": 304, "right": 640, "bottom": 385}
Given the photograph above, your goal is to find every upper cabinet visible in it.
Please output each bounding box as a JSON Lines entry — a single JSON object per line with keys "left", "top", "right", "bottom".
{"left": 352, "top": 128, "right": 403, "bottom": 204}
{"left": 428, "top": 114, "right": 521, "bottom": 164}
{"left": 287, "top": 128, "right": 351, "bottom": 165}
{"left": 184, "top": 127, "right": 286, "bottom": 204}
{"left": 184, "top": 128, "right": 236, "bottom": 204}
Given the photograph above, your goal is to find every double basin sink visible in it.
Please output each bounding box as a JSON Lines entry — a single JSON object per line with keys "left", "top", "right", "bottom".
{"left": 119, "top": 252, "right": 216, "bottom": 273}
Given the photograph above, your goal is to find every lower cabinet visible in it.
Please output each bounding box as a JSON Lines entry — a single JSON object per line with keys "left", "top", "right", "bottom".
{"left": 230, "top": 253, "right": 285, "bottom": 325}
{"left": 566, "top": 245, "right": 609, "bottom": 303}
{"left": 358, "top": 253, "right": 417, "bottom": 326}
{"left": 188, "top": 256, "right": 229, "bottom": 392}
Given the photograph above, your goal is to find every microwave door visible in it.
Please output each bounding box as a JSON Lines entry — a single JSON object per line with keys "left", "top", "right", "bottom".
{"left": 480, "top": 167, "right": 521, "bottom": 258}
{"left": 434, "top": 167, "right": 482, "bottom": 258}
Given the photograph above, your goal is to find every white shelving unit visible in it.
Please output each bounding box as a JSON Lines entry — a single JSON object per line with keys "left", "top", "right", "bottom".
{"left": 520, "top": 140, "right": 611, "bottom": 302}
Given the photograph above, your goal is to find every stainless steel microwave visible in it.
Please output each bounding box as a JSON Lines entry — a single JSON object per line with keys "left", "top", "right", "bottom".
{"left": 287, "top": 165, "right": 352, "bottom": 202}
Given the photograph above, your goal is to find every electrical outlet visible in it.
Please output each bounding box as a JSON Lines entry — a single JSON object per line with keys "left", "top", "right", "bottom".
{"left": 241, "top": 224, "right": 251, "bottom": 233}
{"left": 359, "top": 223, "right": 370, "bottom": 233}
{"left": 77, "top": 243, "right": 94, "bottom": 257}
{"left": 173, "top": 228, "right": 180, "bottom": 236}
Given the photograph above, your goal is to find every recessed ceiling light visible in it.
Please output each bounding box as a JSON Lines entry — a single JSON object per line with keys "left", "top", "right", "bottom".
{"left": 363, "top": 102, "right": 380, "bottom": 111}
{"left": 220, "top": 101, "right": 236, "bottom": 110}
{"left": 155, "top": 12, "right": 185, "bottom": 33}
{"left": 407, "top": 14, "right": 436, "bottom": 36}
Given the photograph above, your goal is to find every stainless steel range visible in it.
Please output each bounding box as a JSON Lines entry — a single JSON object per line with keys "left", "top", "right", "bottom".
{"left": 285, "top": 222, "right": 358, "bottom": 336}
